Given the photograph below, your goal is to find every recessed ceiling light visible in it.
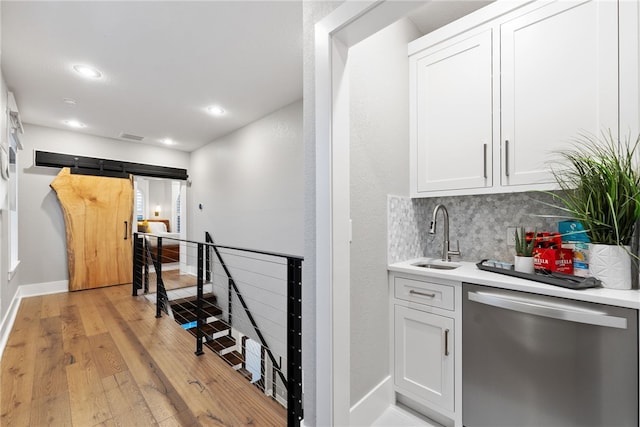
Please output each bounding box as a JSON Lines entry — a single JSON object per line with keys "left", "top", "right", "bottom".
{"left": 206, "top": 105, "right": 226, "bottom": 116}
{"left": 72, "top": 64, "right": 102, "bottom": 79}
{"left": 161, "top": 138, "right": 175, "bottom": 145}
{"left": 63, "top": 119, "right": 86, "bottom": 128}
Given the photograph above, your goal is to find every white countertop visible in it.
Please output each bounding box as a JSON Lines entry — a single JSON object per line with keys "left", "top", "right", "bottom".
{"left": 389, "top": 258, "right": 640, "bottom": 309}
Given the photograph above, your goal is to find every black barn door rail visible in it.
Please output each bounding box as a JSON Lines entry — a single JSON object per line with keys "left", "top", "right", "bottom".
{"left": 35, "top": 150, "right": 188, "bottom": 180}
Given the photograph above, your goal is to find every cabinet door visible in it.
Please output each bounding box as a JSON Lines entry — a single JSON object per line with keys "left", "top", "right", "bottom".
{"left": 501, "top": 0, "right": 618, "bottom": 186}
{"left": 411, "top": 29, "right": 493, "bottom": 194}
{"left": 394, "top": 305, "right": 454, "bottom": 412}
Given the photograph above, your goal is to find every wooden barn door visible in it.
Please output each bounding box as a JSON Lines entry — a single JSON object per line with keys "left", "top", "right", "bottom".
{"left": 51, "top": 168, "right": 133, "bottom": 291}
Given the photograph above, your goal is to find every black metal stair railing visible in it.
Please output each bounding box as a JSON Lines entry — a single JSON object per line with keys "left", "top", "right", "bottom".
{"left": 205, "top": 232, "right": 233, "bottom": 328}
{"left": 132, "top": 234, "right": 168, "bottom": 316}
{"left": 203, "top": 232, "right": 288, "bottom": 390}
{"left": 132, "top": 232, "right": 304, "bottom": 427}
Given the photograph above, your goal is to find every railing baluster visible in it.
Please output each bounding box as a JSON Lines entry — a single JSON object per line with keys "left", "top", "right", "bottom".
{"left": 132, "top": 233, "right": 141, "bottom": 296}
{"left": 272, "top": 358, "right": 279, "bottom": 399}
{"left": 205, "top": 235, "right": 211, "bottom": 282}
{"left": 155, "top": 237, "right": 163, "bottom": 319}
{"left": 195, "top": 243, "right": 204, "bottom": 356}
{"left": 228, "top": 277, "right": 233, "bottom": 328}
{"left": 143, "top": 238, "right": 149, "bottom": 293}
{"left": 287, "top": 257, "right": 303, "bottom": 427}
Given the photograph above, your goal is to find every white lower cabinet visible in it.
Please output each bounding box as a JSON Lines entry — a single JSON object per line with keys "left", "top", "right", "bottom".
{"left": 391, "top": 273, "right": 460, "bottom": 424}
{"left": 394, "top": 305, "right": 454, "bottom": 412}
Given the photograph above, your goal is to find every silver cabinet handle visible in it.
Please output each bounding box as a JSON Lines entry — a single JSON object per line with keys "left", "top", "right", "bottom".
{"left": 468, "top": 291, "right": 627, "bottom": 329}
{"left": 444, "top": 329, "right": 450, "bottom": 356}
{"left": 505, "top": 140, "right": 510, "bottom": 177}
{"left": 409, "top": 289, "right": 436, "bottom": 298}
{"left": 483, "top": 143, "right": 487, "bottom": 179}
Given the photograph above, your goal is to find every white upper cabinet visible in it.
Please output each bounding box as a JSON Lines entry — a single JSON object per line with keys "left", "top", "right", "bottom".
{"left": 409, "top": 0, "right": 623, "bottom": 197}
{"left": 411, "top": 29, "right": 493, "bottom": 193}
{"left": 500, "top": 0, "right": 618, "bottom": 186}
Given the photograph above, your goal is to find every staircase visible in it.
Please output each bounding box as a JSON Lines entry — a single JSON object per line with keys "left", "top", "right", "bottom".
{"left": 133, "top": 232, "right": 303, "bottom": 426}
{"left": 168, "top": 293, "right": 253, "bottom": 382}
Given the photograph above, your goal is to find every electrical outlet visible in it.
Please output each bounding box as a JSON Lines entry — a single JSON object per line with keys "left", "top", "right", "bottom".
{"left": 507, "top": 227, "right": 517, "bottom": 246}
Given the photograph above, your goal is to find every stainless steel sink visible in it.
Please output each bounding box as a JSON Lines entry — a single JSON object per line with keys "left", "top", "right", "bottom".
{"left": 412, "top": 262, "right": 460, "bottom": 270}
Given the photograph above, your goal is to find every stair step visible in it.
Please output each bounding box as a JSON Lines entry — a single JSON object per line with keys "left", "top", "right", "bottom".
{"left": 172, "top": 309, "right": 221, "bottom": 324}
{"left": 187, "top": 320, "right": 230, "bottom": 339}
{"left": 221, "top": 350, "right": 244, "bottom": 369}
{"left": 165, "top": 291, "right": 257, "bottom": 386}
{"left": 171, "top": 304, "right": 221, "bottom": 324}
{"left": 174, "top": 303, "right": 221, "bottom": 316}
{"left": 170, "top": 293, "right": 217, "bottom": 306}
{"left": 170, "top": 297, "right": 218, "bottom": 312}
{"left": 204, "top": 335, "right": 236, "bottom": 355}
{"left": 186, "top": 322, "right": 215, "bottom": 337}
{"left": 206, "top": 319, "right": 231, "bottom": 334}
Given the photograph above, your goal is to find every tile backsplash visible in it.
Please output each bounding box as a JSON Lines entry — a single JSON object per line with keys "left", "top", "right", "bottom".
{"left": 388, "top": 192, "right": 564, "bottom": 264}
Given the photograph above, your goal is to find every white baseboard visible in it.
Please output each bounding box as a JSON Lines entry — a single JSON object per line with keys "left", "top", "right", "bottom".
{"left": 350, "top": 376, "right": 393, "bottom": 426}
{"left": 19, "top": 280, "right": 68, "bottom": 298}
{"left": 275, "top": 393, "right": 287, "bottom": 408}
{"left": 0, "top": 280, "right": 68, "bottom": 358}
{"left": 0, "top": 287, "right": 22, "bottom": 361}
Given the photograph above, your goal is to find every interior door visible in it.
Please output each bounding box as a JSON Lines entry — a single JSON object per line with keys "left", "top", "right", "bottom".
{"left": 51, "top": 167, "right": 133, "bottom": 291}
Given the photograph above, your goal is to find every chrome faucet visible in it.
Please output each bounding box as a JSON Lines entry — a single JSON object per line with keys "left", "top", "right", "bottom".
{"left": 429, "top": 204, "right": 461, "bottom": 262}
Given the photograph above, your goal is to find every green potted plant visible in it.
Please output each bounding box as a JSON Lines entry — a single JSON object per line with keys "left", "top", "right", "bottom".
{"left": 546, "top": 131, "right": 640, "bottom": 289}
{"left": 514, "top": 227, "right": 535, "bottom": 273}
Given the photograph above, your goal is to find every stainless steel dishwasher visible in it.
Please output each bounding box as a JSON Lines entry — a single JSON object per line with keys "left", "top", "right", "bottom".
{"left": 463, "top": 283, "right": 638, "bottom": 427}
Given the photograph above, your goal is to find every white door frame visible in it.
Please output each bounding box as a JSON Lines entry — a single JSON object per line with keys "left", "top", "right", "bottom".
{"left": 314, "top": 2, "right": 425, "bottom": 425}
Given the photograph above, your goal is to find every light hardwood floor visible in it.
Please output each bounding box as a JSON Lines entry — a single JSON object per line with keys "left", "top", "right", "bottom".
{"left": 0, "top": 283, "right": 286, "bottom": 426}
{"left": 147, "top": 269, "right": 198, "bottom": 293}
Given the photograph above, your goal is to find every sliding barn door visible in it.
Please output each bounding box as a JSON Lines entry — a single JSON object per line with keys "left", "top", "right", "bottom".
{"left": 51, "top": 168, "right": 133, "bottom": 291}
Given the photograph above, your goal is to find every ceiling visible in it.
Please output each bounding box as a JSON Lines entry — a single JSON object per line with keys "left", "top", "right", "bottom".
{"left": 1, "top": 1, "right": 303, "bottom": 152}
{"left": 407, "top": 1, "right": 493, "bottom": 34}
{"left": 1, "top": 1, "right": 490, "bottom": 153}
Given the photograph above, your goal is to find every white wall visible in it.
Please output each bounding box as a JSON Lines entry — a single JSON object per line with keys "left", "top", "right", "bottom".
{"left": 147, "top": 178, "right": 173, "bottom": 221}
{"left": 0, "top": 71, "right": 16, "bottom": 325}
{"left": 189, "top": 99, "right": 303, "bottom": 256}
{"left": 0, "top": 0, "right": 15, "bottom": 345}
{"left": 349, "top": 18, "right": 421, "bottom": 405}
{"left": 187, "top": 100, "right": 303, "bottom": 400}
{"left": 17, "top": 124, "right": 190, "bottom": 287}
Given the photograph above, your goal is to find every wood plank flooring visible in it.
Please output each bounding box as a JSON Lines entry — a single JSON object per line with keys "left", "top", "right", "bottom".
{"left": 0, "top": 284, "right": 286, "bottom": 426}
{"left": 146, "top": 269, "right": 198, "bottom": 293}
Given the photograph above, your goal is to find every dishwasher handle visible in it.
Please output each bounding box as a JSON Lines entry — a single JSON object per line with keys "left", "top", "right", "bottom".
{"left": 468, "top": 291, "right": 628, "bottom": 329}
